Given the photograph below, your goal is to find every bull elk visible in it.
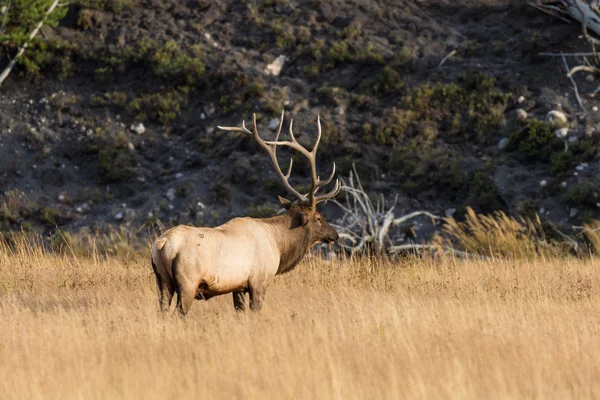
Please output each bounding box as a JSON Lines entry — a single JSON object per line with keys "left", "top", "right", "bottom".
{"left": 150, "top": 112, "right": 341, "bottom": 316}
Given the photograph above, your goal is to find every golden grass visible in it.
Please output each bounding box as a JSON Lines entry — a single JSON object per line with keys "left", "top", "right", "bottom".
{"left": 1, "top": 244, "right": 600, "bottom": 399}
{"left": 437, "top": 207, "right": 552, "bottom": 258}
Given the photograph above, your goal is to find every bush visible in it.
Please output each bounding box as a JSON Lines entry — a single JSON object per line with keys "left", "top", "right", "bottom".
{"left": 403, "top": 72, "right": 510, "bottom": 144}
{"left": 0, "top": 0, "right": 69, "bottom": 79}
{"left": 86, "top": 132, "right": 136, "bottom": 182}
{"left": 127, "top": 91, "right": 186, "bottom": 124}
{"left": 0, "top": 0, "right": 67, "bottom": 46}
{"left": 563, "top": 181, "right": 600, "bottom": 208}
{"left": 151, "top": 41, "right": 205, "bottom": 87}
{"left": 509, "top": 118, "right": 563, "bottom": 161}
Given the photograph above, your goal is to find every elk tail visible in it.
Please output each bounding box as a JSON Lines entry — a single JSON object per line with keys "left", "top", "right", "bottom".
{"left": 152, "top": 237, "right": 176, "bottom": 279}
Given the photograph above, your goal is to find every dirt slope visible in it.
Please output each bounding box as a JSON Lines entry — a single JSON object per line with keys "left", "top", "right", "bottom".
{"left": 0, "top": 0, "right": 598, "bottom": 246}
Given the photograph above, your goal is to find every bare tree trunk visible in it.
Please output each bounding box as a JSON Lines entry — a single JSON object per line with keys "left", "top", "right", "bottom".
{"left": 0, "top": 0, "right": 61, "bottom": 87}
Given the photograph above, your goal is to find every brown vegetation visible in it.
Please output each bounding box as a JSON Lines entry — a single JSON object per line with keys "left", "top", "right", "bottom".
{"left": 1, "top": 237, "right": 600, "bottom": 398}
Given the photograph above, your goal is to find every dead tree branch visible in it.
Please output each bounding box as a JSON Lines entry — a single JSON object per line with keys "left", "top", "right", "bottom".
{"left": 331, "top": 164, "right": 444, "bottom": 256}
{"left": 561, "top": 53, "right": 586, "bottom": 112}
{"left": 534, "top": 1, "right": 600, "bottom": 110}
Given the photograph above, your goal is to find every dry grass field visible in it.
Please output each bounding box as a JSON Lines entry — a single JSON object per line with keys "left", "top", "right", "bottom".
{"left": 1, "top": 241, "right": 600, "bottom": 399}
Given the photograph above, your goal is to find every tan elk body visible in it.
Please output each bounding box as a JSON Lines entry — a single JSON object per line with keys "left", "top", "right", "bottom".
{"left": 151, "top": 113, "right": 340, "bottom": 315}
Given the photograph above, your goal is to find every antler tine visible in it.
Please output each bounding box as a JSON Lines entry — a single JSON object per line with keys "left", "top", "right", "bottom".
{"left": 289, "top": 118, "right": 298, "bottom": 143}
{"left": 274, "top": 110, "right": 285, "bottom": 141}
{"left": 220, "top": 112, "right": 340, "bottom": 209}
{"left": 312, "top": 114, "right": 322, "bottom": 155}
{"left": 217, "top": 120, "right": 253, "bottom": 135}
{"left": 318, "top": 162, "right": 336, "bottom": 186}
{"left": 284, "top": 158, "right": 293, "bottom": 179}
{"left": 314, "top": 179, "right": 341, "bottom": 204}
{"left": 218, "top": 113, "right": 306, "bottom": 203}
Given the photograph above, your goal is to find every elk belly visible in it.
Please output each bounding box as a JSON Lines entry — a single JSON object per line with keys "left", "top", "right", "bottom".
{"left": 195, "top": 274, "right": 248, "bottom": 299}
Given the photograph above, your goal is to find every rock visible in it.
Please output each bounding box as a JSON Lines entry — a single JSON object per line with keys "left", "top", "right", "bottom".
{"left": 568, "top": 136, "right": 578, "bottom": 143}
{"left": 204, "top": 106, "right": 215, "bottom": 116}
{"left": 130, "top": 123, "right": 145, "bottom": 135}
{"left": 114, "top": 212, "right": 124, "bottom": 221}
{"left": 560, "top": 181, "right": 567, "bottom": 188}
{"left": 175, "top": 172, "right": 183, "bottom": 179}
{"left": 575, "top": 163, "right": 588, "bottom": 171}
{"left": 0, "top": 6, "right": 7, "bottom": 14}
{"left": 197, "top": 201, "right": 206, "bottom": 209}
{"left": 546, "top": 110, "right": 567, "bottom": 124}
{"left": 594, "top": 106, "right": 599, "bottom": 112}
{"left": 497, "top": 137, "right": 510, "bottom": 150}
{"left": 127, "top": 142, "right": 135, "bottom": 151}
{"left": 540, "top": 180, "right": 548, "bottom": 187}
{"left": 515, "top": 108, "right": 527, "bottom": 120}
{"left": 445, "top": 208, "right": 456, "bottom": 218}
{"left": 335, "top": 106, "right": 345, "bottom": 116}
{"left": 268, "top": 118, "right": 281, "bottom": 130}
{"left": 200, "top": 113, "right": 206, "bottom": 120}
{"left": 539, "top": 207, "right": 545, "bottom": 215}
{"left": 587, "top": 75, "right": 595, "bottom": 82}
{"left": 166, "top": 188, "right": 176, "bottom": 201}
{"left": 517, "top": 95, "right": 525, "bottom": 104}
{"left": 570, "top": 208, "right": 578, "bottom": 218}
{"left": 553, "top": 127, "right": 569, "bottom": 139}
{"left": 265, "top": 55, "right": 287, "bottom": 76}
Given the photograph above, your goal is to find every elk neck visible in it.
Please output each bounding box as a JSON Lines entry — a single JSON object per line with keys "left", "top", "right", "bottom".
{"left": 263, "top": 213, "right": 312, "bottom": 274}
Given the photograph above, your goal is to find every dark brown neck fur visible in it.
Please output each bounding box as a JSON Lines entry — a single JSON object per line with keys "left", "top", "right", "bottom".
{"left": 262, "top": 212, "right": 312, "bottom": 274}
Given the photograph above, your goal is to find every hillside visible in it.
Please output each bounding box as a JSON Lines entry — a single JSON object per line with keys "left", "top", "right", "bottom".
{"left": 0, "top": 0, "right": 598, "bottom": 246}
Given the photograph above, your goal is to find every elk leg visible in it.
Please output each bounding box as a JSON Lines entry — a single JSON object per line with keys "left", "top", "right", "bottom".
{"left": 152, "top": 260, "right": 174, "bottom": 313}
{"left": 175, "top": 285, "right": 195, "bottom": 317}
{"left": 232, "top": 291, "right": 246, "bottom": 312}
{"left": 158, "top": 279, "right": 175, "bottom": 313}
{"left": 249, "top": 286, "right": 265, "bottom": 312}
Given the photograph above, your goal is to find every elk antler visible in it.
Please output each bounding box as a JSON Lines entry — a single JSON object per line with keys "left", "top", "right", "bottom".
{"left": 218, "top": 111, "right": 341, "bottom": 209}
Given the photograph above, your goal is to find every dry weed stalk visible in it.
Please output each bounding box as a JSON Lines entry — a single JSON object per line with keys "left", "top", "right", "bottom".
{"left": 579, "top": 220, "right": 600, "bottom": 252}
{"left": 436, "top": 207, "right": 554, "bottom": 258}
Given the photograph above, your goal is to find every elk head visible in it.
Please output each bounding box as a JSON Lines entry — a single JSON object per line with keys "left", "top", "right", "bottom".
{"left": 218, "top": 112, "right": 341, "bottom": 244}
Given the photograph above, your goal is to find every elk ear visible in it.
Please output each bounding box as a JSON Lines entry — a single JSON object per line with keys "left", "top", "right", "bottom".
{"left": 278, "top": 195, "right": 293, "bottom": 210}
{"left": 301, "top": 213, "right": 310, "bottom": 226}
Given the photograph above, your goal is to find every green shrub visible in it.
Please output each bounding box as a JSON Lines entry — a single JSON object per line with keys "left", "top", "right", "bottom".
{"left": 0, "top": 0, "right": 71, "bottom": 80}
{"left": 550, "top": 151, "right": 574, "bottom": 175}
{"left": 403, "top": 72, "right": 510, "bottom": 144}
{"left": 510, "top": 119, "right": 562, "bottom": 161}
{"left": 362, "top": 65, "right": 404, "bottom": 96}
{"left": 0, "top": 0, "right": 67, "bottom": 46}
{"left": 465, "top": 170, "right": 506, "bottom": 213}
{"left": 127, "top": 91, "right": 186, "bottom": 124}
{"left": 563, "top": 181, "right": 600, "bottom": 208}
{"left": 87, "top": 132, "right": 136, "bottom": 182}
{"left": 152, "top": 41, "right": 205, "bottom": 86}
